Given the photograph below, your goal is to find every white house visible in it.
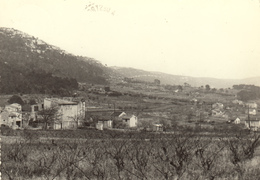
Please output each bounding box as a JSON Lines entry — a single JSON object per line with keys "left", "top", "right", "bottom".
{"left": 122, "top": 115, "right": 138, "bottom": 127}
{"left": 96, "top": 121, "right": 104, "bottom": 130}
{"left": 1, "top": 103, "right": 23, "bottom": 128}
{"left": 5, "top": 103, "right": 22, "bottom": 112}
{"left": 245, "top": 102, "right": 258, "bottom": 109}
{"left": 153, "top": 123, "right": 163, "bottom": 131}
{"left": 245, "top": 118, "right": 260, "bottom": 131}
{"left": 212, "top": 103, "right": 224, "bottom": 110}
{"left": 43, "top": 98, "right": 85, "bottom": 129}
{"left": 212, "top": 109, "right": 224, "bottom": 117}
{"left": 234, "top": 117, "right": 241, "bottom": 124}
{"left": 246, "top": 109, "right": 257, "bottom": 115}
{"left": 110, "top": 111, "right": 127, "bottom": 120}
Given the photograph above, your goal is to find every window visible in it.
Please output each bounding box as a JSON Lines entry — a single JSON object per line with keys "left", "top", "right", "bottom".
{"left": 34, "top": 106, "right": 39, "bottom": 111}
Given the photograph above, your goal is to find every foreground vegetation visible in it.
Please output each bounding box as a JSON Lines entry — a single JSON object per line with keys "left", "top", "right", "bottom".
{"left": 2, "top": 127, "right": 260, "bottom": 180}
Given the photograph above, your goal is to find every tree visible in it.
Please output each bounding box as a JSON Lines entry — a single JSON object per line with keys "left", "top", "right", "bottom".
{"left": 8, "top": 95, "right": 24, "bottom": 105}
{"left": 205, "top": 84, "right": 210, "bottom": 91}
{"left": 177, "top": 85, "right": 183, "bottom": 91}
{"left": 29, "top": 99, "right": 37, "bottom": 105}
{"left": 159, "top": 119, "right": 172, "bottom": 131}
{"left": 211, "top": 88, "right": 217, "bottom": 93}
{"left": 154, "top": 79, "right": 161, "bottom": 85}
{"left": 68, "top": 113, "right": 85, "bottom": 129}
{"left": 38, "top": 106, "right": 60, "bottom": 129}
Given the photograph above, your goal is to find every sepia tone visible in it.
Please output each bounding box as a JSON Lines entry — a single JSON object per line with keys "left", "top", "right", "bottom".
{"left": 1, "top": 0, "right": 260, "bottom": 179}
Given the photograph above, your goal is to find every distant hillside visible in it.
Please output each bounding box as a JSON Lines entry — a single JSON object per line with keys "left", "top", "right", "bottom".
{"left": 0, "top": 27, "right": 110, "bottom": 94}
{"left": 1, "top": 27, "right": 259, "bottom": 95}
{"left": 111, "top": 67, "right": 260, "bottom": 88}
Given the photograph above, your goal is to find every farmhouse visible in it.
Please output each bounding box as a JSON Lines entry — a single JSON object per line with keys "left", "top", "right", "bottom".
{"left": 43, "top": 98, "right": 85, "bottom": 129}
{"left": 110, "top": 111, "right": 138, "bottom": 128}
{"left": 121, "top": 115, "right": 138, "bottom": 127}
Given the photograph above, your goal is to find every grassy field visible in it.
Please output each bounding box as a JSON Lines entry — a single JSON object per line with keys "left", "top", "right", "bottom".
{"left": 2, "top": 127, "right": 260, "bottom": 180}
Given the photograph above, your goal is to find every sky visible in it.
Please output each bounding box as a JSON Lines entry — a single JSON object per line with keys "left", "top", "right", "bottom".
{"left": 1, "top": 0, "right": 260, "bottom": 79}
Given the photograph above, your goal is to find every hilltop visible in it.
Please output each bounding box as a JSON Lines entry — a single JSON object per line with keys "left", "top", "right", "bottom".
{"left": 111, "top": 67, "right": 260, "bottom": 88}
{"left": 0, "top": 27, "right": 111, "bottom": 94}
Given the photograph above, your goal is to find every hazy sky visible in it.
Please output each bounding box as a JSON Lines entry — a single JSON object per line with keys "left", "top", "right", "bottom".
{"left": 1, "top": 0, "right": 260, "bottom": 79}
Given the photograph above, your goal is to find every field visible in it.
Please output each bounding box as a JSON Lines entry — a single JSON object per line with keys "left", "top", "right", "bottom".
{"left": 2, "top": 127, "right": 260, "bottom": 180}
{"left": 1, "top": 82, "right": 259, "bottom": 179}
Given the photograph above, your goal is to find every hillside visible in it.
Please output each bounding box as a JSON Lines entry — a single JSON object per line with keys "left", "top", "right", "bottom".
{"left": 111, "top": 67, "right": 260, "bottom": 88}
{"left": 1, "top": 27, "right": 259, "bottom": 95}
{"left": 0, "top": 27, "right": 111, "bottom": 94}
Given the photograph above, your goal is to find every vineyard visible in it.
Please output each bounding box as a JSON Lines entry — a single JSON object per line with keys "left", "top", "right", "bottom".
{"left": 1, "top": 128, "right": 260, "bottom": 180}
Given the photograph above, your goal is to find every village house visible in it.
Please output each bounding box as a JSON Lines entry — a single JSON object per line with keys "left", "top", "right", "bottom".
{"left": 234, "top": 117, "right": 241, "bottom": 124}
{"left": 0, "top": 103, "right": 23, "bottom": 128}
{"left": 5, "top": 103, "right": 22, "bottom": 112}
{"left": 232, "top": 99, "right": 244, "bottom": 106}
{"left": 0, "top": 110, "right": 11, "bottom": 126}
{"left": 153, "top": 123, "right": 163, "bottom": 131}
{"left": 110, "top": 111, "right": 138, "bottom": 128}
{"left": 212, "top": 109, "right": 224, "bottom": 117}
{"left": 212, "top": 103, "right": 224, "bottom": 110}
{"left": 190, "top": 98, "right": 198, "bottom": 104}
{"left": 245, "top": 102, "right": 258, "bottom": 109}
{"left": 22, "top": 102, "right": 44, "bottom": 122}
{"left": 228, "top": 117, "right": 241, "bottom": 124}
{"left": 110, "top": 111, "right": 127, "bottom": 120}
{"left": 96, "top": 119, "right": 113, "bottom": 130}
{"left": 245, "top": 117, "right": 260, "bottom": 131}
{"left": 246, "top": 108, "right": 257, "bottom": 115}
{"left": 43, "top": 98, "right": 85, "bottom": 129}
{"left": 96, "top": 121, "right": 104, "bottom": 130}
{"left": 121, "top": 115, "right": 138, "bottom": 128}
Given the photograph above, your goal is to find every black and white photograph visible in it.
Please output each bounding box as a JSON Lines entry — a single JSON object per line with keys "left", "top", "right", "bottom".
{"left": 1, "top": 0, "right": 260, "bottom": 179}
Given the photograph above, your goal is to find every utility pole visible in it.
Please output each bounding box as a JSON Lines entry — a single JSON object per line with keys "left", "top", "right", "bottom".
{"left": 113, "top": 102, "right": 116, "bottom": 121}
{"left": 248, "top": 105, "right": 250, "bottom": 129}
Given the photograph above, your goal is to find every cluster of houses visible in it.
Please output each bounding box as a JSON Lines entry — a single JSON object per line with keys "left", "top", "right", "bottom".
{"left": 0, "top": 96, "right": 139, "bottom": 130}
{"left": 211, "top": 100, "right": 260, "bottom": 131}
{"left": 95, "top": 111, "right": 138, "bottom": 130}
{"left": 243, "top": 102, "right": 259, "bottom": 131}
{"left": 0, "top": 97, "right": 86, "bottom": 130}
{"left": 1, "top": 95, "right": 260, "bottom": 132}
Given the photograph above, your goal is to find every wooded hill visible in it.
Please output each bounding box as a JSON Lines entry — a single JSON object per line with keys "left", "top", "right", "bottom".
{"left": 0, "top": 27, "right": 109, "bottom": 94}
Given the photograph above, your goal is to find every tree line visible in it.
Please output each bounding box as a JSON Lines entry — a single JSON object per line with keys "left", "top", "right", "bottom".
{"left": 234, "top": 84, "right": 260, "bottom": 101}
{"left": 0, "top": 61, "right": 78, "bottom": 95}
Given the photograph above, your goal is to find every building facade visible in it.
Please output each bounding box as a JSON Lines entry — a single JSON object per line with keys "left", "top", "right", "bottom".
{"left": 43, "top": 98, "right": 85, "bottom": 129}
